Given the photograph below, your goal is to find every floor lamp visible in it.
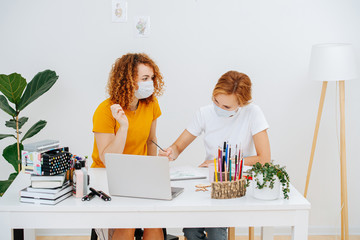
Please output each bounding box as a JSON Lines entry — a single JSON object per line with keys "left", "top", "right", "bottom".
{"left": 304, "top": 43, "right": 358, "bottom": 240}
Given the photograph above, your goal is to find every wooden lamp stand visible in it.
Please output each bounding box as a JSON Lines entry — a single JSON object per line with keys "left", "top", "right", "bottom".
{"left": 304, "top": 43, "right": 357, "bottom": 240}
{"left": 304, "top": 80, "right": 349, "bottom": 240}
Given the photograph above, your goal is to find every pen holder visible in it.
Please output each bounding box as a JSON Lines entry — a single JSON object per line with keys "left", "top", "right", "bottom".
{"left": 211, "top": 177, "right": 246, "bottom": 199}
{"left": 215, "top": 172, "right": 230, "bottom": 182}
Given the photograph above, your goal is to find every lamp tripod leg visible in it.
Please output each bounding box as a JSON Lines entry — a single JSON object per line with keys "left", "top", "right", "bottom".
{"left": 339, "top": 80, "right": 349, "bottom": 240}
{"left": 304, "top": 81, "right": 328, "bottom": 198}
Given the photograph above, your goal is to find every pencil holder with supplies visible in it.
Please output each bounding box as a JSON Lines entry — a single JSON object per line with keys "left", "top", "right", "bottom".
{"left": 210, "top": 142, "right": 246, "bottom": 199}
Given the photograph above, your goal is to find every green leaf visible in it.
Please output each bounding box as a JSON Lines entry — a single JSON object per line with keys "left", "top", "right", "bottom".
{"left": 8, "top": 172, "right": 18, "bottom": 181}
{"left": 5, "top": 117, "right": 29, "bottom": 130}
{"left": 0, "top": 134, "right": 16, "bottom": 140}
{"left": 21, "top": 120, "right": 47, "bottom": 143}
{"left": 2, "top": 143, "right": 23, "bottom": 173}
{"left": 0, "top": 95, "right": 16, "bottom": 116}
{"left": 0, "top": 180, "right": 13, "bottom": 196}
{"left": 0, "top": 73, "right": 27, "bottom": 105}
{"left": 17, "top": 70, "right": 58, "bottom": 111}
{"left": 0, "top": 172, "right": 18, "bottom": 196}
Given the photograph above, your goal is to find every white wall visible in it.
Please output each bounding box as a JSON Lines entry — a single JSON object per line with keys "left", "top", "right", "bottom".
{"left": 1, "top": 0, "right": 359, "bottom": 235}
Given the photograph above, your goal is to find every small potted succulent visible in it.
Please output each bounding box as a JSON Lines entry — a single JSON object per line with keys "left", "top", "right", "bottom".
{"left": 246, "top": 161, "right": 290, "bottom": 200}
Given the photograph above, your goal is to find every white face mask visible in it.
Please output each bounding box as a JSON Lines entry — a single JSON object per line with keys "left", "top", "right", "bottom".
{"left": 135, "top": 81, "right": 154, "bottom": 99}
{"left": 213, "top": 102, "right": 238, "bottom": 118}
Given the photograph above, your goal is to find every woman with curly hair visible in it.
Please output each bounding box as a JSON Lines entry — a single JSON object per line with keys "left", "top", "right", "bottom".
{"left": 91, "top": 53, "right": 165, "bottom": 240}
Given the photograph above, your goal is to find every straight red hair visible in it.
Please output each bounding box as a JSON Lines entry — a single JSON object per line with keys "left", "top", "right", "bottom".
{"left": 212, "top": 71, "right": 252, "bottom": 106}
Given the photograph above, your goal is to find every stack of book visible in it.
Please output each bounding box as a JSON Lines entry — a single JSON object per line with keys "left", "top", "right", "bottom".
{"left": 20, "top": 173, "right": 72, "bottom": 205}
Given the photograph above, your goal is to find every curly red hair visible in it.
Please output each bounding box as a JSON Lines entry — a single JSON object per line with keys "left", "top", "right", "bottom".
{"left": 107, "top": 53, "right": 164, "bottom": 109}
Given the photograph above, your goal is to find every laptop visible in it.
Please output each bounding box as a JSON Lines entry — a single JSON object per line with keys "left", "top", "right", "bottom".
{"left": 105, "top": 153, "right": 184, "bottom": 200}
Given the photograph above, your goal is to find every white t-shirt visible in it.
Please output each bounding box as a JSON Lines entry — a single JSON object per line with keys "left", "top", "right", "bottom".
{"left": 186, "top": 103, "right": 269, "bottom": 161}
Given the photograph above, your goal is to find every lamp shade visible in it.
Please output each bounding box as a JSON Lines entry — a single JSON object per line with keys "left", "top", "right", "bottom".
{"left": 308, "top": 43, "right": 358, "bottom": 81}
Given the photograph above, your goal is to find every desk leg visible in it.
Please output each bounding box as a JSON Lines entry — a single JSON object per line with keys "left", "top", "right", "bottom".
{"left": 261, "top": 227, "right": 274, "bottom": 240}
{"left": 0, "top": 214, "right": 12, "bottom": 240}
{"left": 24, "top": 229, "right": 36, "bottom": 240}
{"left": 291, "top": 211, "right": 309, "bottom": 240}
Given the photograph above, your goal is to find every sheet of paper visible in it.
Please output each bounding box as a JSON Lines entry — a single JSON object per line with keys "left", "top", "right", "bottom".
{"left": 170, "top": 166, "right": 207, "bottom": 181}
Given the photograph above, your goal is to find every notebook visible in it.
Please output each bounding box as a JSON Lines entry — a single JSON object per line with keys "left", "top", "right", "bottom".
{"left": 105, "top": 153, "right": 184, "bottom": 200}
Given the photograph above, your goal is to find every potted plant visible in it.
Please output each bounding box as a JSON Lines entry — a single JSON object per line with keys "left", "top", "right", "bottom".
{"left": 0, "top": 70, "right": 58, "bottom": 196}
{"left": 246, "top": 161, "right": 290, "bottom": 200}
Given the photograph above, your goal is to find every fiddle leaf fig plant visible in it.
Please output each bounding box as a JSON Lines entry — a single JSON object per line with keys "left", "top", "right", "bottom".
{"left": 0, "top": 70, "right": 58, "bottom": 196}
{"left": 246, "top": 161, "right": 290, "bottom": 199}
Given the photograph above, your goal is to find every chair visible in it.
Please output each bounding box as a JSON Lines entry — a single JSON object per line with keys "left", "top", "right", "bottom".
{"left": 90, "top": 228, "right": 179, "bottom": 240}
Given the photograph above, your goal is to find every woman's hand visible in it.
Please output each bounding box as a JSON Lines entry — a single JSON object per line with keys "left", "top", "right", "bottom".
{"left": 198, "top": 160, "right": 214, "bottom": 168}
{"left": 159, "top": 147, "right": 176, "bottom": 161}
{"left": 110, "top": 104, "right": 129, "bottom": 128}
{"left": 158, "top": 130, "right": 196, "bottom": 162}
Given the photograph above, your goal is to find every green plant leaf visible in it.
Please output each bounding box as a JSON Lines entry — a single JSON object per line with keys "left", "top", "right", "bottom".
{"left": 0, "top": 180, "right": 13, "bottom": 197}
{"left": 248, "top": 161, "right": 290, "bottom": 199}
{"left": 0, "top": 95, "right": 16, "bottom": 116}
{"left": 2, "top": 143, "right": 23, "bottom": 173}
{"left": 17, "top": 70, "right": 58, "bottom": 111}
{"left": 0, "top": 134, "right": 16, "bottom": 140}
{"left": 21, "top": 120, "right": 47, "bottom": 143}
{"left": 5, "top": 117, "right": 29, "bottom": 130}
{"left": 0, "top": 172, "right": 18, "bottom": 197}
{"left": 8, "top": 172, "right": 18, "bottom": 180}
{"left": 0, "top": 73, "right": 27, "bottom": 105}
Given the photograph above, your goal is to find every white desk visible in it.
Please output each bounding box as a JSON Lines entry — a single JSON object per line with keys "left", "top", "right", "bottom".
{"left": 0, "top": 168, "right": 310, "bottom": 240}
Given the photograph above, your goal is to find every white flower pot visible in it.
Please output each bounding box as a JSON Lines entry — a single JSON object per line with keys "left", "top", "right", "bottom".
{"left": 252, "top": 173, "right": 281, "bottom": 200}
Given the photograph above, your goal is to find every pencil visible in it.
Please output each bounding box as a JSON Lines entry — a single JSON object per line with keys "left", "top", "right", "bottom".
{"left": 222, "top": 141, "right": 226, "bottom": 171}
{"left": 240, "top": 153, "right": 244, "bottom": 179}
{"left": 218, "top": 147, "right": 221, "bottom": 171}
{"left": 229, "top": 145, "right": 232, "bottom": 163}
{"left": 225, "top": 142, "right": 229, "bottom": 171}
{"left": 234, "top": 144, "right": 238, "bottom": 180}
{"left": 219, "top": 155, "right": 223, "bottom": 182}
{"left": 214, "top": 158, "right": 218, "bottom": 182}
{"left": 225, "top": 159, "right": 228, "bottom": 182}
{"left": 229, "top": 157, "right": 232, "bottom": 182}
{"left": 151, "top": 140, "right": 165, "bottom": 152}
{"left": 234, "top": 156, "right": 238, "bottom": 181}
{"left": 238, "top": 149, "right": 242, "bottom": 180}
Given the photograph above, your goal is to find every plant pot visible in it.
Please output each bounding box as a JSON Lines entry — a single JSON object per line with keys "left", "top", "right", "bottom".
{"left": 252, "top": 173, "right": 281, "bottom": 200}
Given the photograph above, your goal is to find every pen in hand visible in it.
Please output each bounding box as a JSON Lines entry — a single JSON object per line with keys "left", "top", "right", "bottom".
{"left": 151, "top": 140, "right": 175, "bottom": 161}
{"left": 151, "top": 140, "right": 165, "bottom": 152}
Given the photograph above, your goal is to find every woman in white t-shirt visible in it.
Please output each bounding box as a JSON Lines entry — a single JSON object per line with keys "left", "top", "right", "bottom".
{"left": 160, "top": 71, "right": 270, "bottom": 240}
